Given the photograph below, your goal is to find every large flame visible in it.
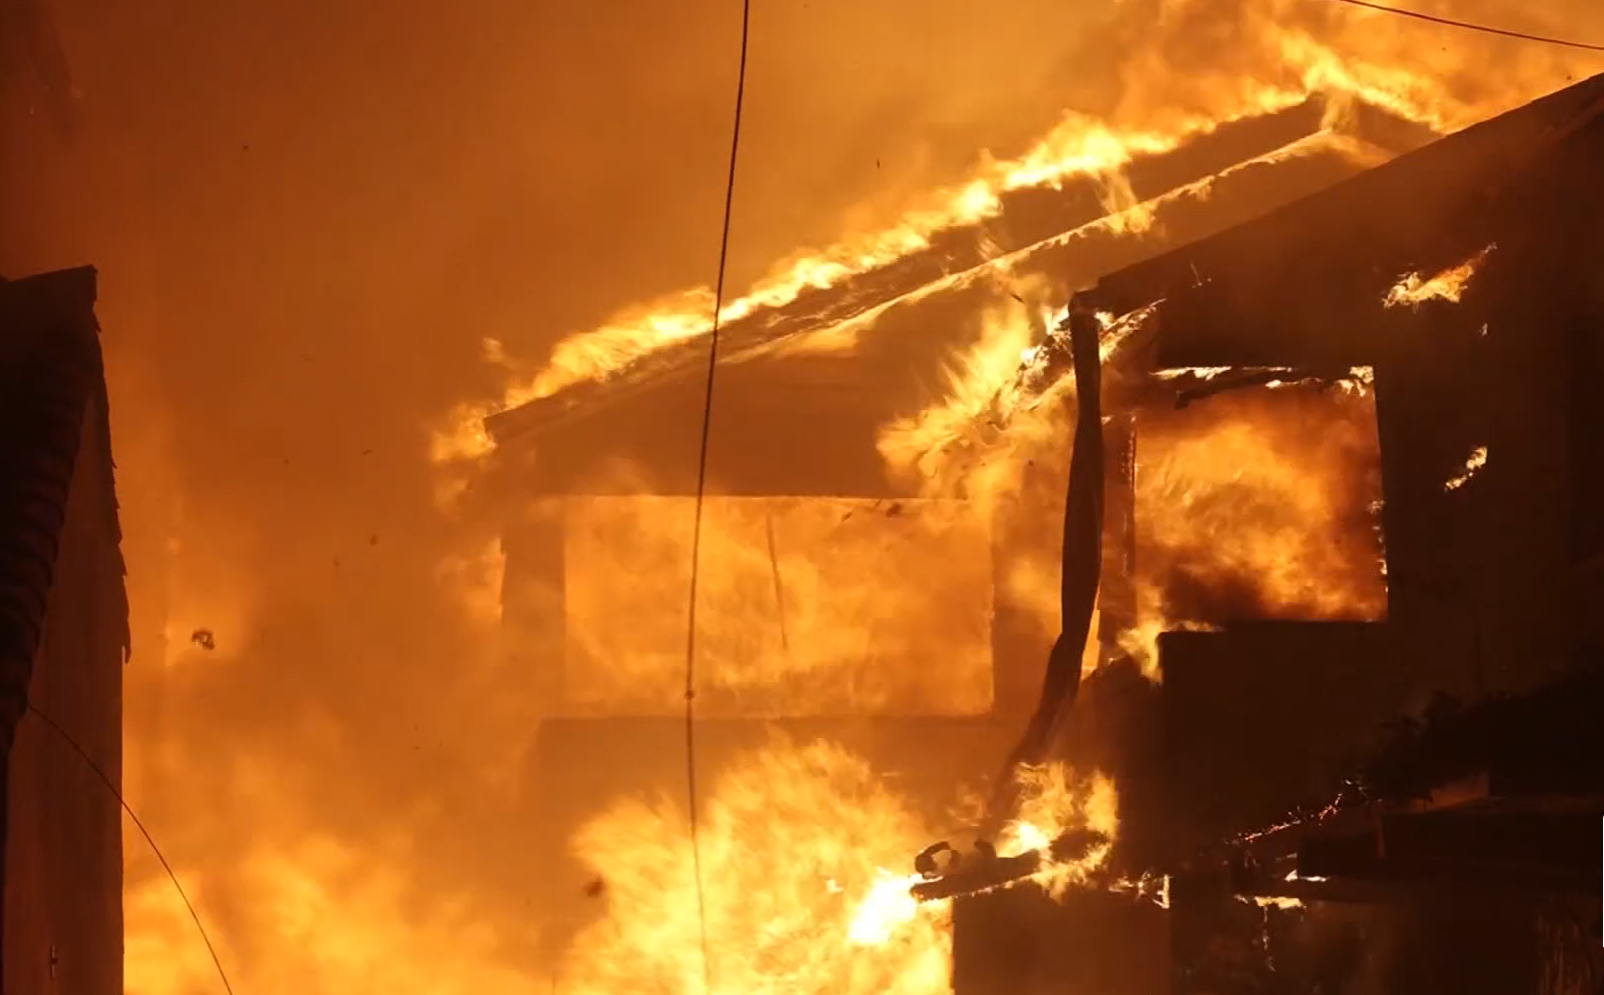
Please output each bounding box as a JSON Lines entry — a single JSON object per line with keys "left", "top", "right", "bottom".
{"left": 1134, "top": 386, "right": 1389, "bottom": 627}
{"left": 436, "top": 1, "right": 1588, "bottom": 462}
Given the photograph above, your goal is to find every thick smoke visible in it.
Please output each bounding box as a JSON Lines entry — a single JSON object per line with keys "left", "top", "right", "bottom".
{"left": 2, "top": 0, "right": 1602, "bottom": 990}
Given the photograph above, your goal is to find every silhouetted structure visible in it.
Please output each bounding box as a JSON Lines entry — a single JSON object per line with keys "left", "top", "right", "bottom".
{"left": 942, "top": 69, "right": 1604, "bottom": 995}
{"left": 0, "top": 267, "right": 125, "bottom": 995}
{"left": 1080, "top": 71, "right": 1603, "bottom": 995}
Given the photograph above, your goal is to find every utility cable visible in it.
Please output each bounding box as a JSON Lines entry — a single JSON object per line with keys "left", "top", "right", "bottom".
{"left": 1323, "top": 0, "right": 1604, "bottom": 53}
{"left": 682, "top": 0, "right": 752, "bottom": 991}
{"left": 25, "top": 702, "right": 235, "bottom": 995}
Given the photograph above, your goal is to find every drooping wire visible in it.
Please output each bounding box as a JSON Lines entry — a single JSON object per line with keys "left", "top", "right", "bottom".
{"left": 682, "top": 0, "right": 753, "bottom": 990}
{"left": 25, "top": 702, "right": 235, "bottom": 995}
{"left": 1323, "top": 0, "right": 1604, "bottom": 52}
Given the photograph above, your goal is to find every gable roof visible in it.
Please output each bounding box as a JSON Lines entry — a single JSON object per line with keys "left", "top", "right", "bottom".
{"left": 483, "top": 96, "right": 1435, "bottom": 451}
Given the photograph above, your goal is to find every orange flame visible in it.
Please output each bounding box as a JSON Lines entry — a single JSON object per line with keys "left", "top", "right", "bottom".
{"left": 554, "top": 495, "right": 994, "bottom": 717}
{"left": 560, "top": 740, "right": 951, "bottom": 995}
{"left": 437, "top": 0, "right": 1589, "bottom": 464}
{"left": 1384, "top": 244, "right": 1496, "bottom": 308}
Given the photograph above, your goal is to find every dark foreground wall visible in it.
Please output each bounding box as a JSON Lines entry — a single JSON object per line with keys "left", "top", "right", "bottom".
{"left": 1, "top": 268, "right": 125, "bottom": 995}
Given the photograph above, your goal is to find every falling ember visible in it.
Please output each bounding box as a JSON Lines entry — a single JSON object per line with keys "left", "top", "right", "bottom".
{"left": 1444, "top": 445, "right": 1488, "bottom": 491}
{"left": 1384, "top": 244, "right": 1495, "bottom": 308}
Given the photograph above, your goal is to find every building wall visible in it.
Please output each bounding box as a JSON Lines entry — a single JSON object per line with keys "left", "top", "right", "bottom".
{"left": 4, "top": 393, "right": 124, "bottom": 995}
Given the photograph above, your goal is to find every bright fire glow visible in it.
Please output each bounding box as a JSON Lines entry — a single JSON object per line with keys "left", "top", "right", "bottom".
{"left": 555, "top": 496, "right": 994, "bottom": 717}
{"left": 997, "top": 764, "right": 1120, "bottom": 896}
{"left": 568, "top": 741, "right": 924, "bottom": 995}
{"left": 1132, "top": 386, "right": 1388, "bottom": 661}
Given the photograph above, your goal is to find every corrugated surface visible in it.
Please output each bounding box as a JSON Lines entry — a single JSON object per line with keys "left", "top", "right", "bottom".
{"left": 0, "top": 265, "right": 126, "bottom": 995}
{"left": 0, "top": 267, "right": 110, "bottom": 745}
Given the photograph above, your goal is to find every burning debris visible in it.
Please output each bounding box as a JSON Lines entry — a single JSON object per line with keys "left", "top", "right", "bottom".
{"left": 1383, "top": 244, "right": 1496, "bottom": 308}
{"left": 1444, "top": 445, "right": 1488, "bottom": 491}
{"left": 908, "top": 828, "right": 1113, "bottom": 903}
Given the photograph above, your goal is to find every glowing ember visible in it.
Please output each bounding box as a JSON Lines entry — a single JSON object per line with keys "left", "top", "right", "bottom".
{"left": 1245, "top": 895, "right": 1306, "bottom": 910}
{"left": 1444, "top": 445, "right": 1488, "bottom": 491}
{"left": 1384, "top": 245, "right": 1495, "bottom": 308}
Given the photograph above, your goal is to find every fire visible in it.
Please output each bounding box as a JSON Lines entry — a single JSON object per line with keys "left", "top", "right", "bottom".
{"left": 997, "top": 764, "right": 1119, "bottom": 896}
{"left": 436, "top": 1, "right": 1586, "bottom": 462}
{"left": 1245, "top": 895, "right": 1306, "bottom": 910}
{"left": 436, "top": 538, "right": 507, "bottom": 626}
{"left": 1384, "top": 244, "right": 1496, "bottom": 308}
{"left": 556, "top": 495, "right": 994, "bottom": 716}
{"left": 1134, "top": 385, "right": 1388, "bottom": 627}
{"left": 126, "top": 833, "right": 543, "bottom": 995}
{"left": 875, "top": 289, "right": 1063, "bottom": 507}
{"left": 1444, "top": 444, "right": 1488, "bottom": 491}
{"left": 560, "top": 740, "right": 952, "bottom": 995}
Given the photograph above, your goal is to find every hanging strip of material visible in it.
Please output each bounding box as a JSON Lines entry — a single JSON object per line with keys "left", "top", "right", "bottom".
{"left": 981, "top": 302, "right": 1105, "bottom": 838}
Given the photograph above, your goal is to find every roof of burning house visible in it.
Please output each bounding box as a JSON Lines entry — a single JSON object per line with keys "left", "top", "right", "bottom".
{"left": 0, "top": 266, "right": 124, "bottom": 747}
{"left": 482, "top": 96, "right": 1438, "bottom": 452}
{"left": 1078, "top": 71, "right": 1604, "bottom": 369}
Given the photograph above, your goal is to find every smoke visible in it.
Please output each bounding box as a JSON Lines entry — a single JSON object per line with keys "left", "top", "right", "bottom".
{"left": 2, "top": 0, "right": 1603, "bottom": 990}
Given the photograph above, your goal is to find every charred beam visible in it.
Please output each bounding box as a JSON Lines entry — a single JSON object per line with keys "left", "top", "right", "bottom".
{"left": 1296, "top": 807, "right": 1602, "bottom": 895}
{"left": 910, "top": 828, "right": 1112, "bottom": 903}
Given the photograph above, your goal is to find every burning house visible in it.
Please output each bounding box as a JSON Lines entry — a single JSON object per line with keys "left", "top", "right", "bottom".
{"left": 949, "top": 70, "right": 1604, "bottom": 994}
{"left": 460, "top": 84, "right": 1414, "bottom": 993}
{"left": 457, "top": 61, "right": 1604, "bottom": 995}
{"left": 0, "top": 267, "right": 126, "bottom": 995}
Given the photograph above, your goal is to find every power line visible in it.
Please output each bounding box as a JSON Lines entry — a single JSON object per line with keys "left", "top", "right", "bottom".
{"left": 1324, "top": 0, "right": 1604, "bottom": 52}
{"left": 25, "top": 703, "right": 236, "bottom": 995}
{"left": 682, "top": 0, "right": 752, "bottom": 990}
